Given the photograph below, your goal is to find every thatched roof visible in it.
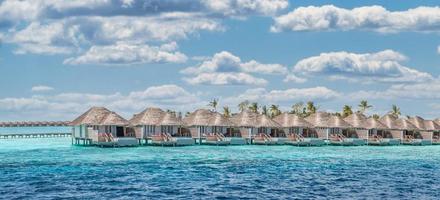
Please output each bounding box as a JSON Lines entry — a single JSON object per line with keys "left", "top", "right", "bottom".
{"left": 230, "top": 110, "right": 280, "bottom": 128}
{"left": 183, "top": 109, "right": 211, "bottom": 126}
{"left": 364, "top": 117, "right": 388, "bottom": 130}
{"left": 183, "top": 109, "right": 233, "bottom": 127}
{"left": 305, "top": 112, "right": 331, "bottom": 128}
{"left": 209, "top": 112, "right": 234, "bottom": 127}
{"left": 424, "top": 120, "right": 440, "bottom": 131}
{"left": 327, "top": 115, "right": 352, "bottom": 129}
{"left": 344, "top": 113, "right": 368, "bottom": 129}
{"left": 395, "top": 118, "right": 418, "bottom": 130}
{"left": 435, "top": 118, "right": 440, "bottom": 126}
{"left": 379, "top": 114, "right": 400, "bottom": 130}
{"left": 129, "top": 107, "right": 182, "bottom": 126}
{"left": 273, "top": 113, "right": 312, "bottom": 128}
{"left": 71, "top": 107, "right": 128, "bottom": 126}
{"left": 408, "top": 116, "right": 426, "bottom": 130}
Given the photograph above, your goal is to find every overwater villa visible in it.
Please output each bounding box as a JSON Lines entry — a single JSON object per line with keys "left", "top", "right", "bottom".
{"left": 366, "top": 117, "right": 398, "bottom": 145}
{"left": 273, "top": 113, "right": 324, "bottom": 146}
{"left": 70, "top": 107, "right": 137, "bottom": 147}
{"left": 129, "top": 107, "right": 194, "bottom": 146}
{"left": 327, "top": 114, "right": 364, "bottom": 146}
{"left": 305, "top": 112, "right": 332, "bottom": 142}
{"left": 430, "top": 119, "right": 440, "bottom": 144}
{"left": 395, "top": 117, "right": 421, "bottom": 145}
{"left": 230, "top": 110, "right": 281, "bottom": 145}
{"left": 305, "top": 112, "right": 364, "bottom": 145}
{"left": 344, "top": 113, "right": 395, "bottom": 145}
{"left": 379, "top": 114, "right": 406, "bottom": 144}
{"left": 408, "top": 116, "right": 434, "bottom": 145}
{"left": 183, "top": 109, "right": 240, "bottom": 145}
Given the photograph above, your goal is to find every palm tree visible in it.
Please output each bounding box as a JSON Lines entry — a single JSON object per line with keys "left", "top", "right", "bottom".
{"left": 291, "top": 102, "right": 304, "bottom": 115}
{"left": 261, "top": 105, "right": 268, "bottom": 116}
{"left": 208, "top": 98, "right": 219, "bottom": 111}
{"left": 269, "top": 104, "right": 281, "bottom": 118}
{"left": 391, "top": 105, "right": 401, "bottom": 117}
{"left": 342, "top": 105, "right": 353, "bottom": 118}
{"left": 305, "top": 101, "right": 317, "bottom": 116}
{"left": 358, "top": 100, "right": 372, "bottom": 113}
{"left": 333, "top": 112, "right": 342, "bottom": 117}
{"left": 223, "top": 106, "right": 231, "bottom": 117}
{"left": 372, "top": 114, "right": 380, "bottom": 120}
{"left": 238, "top": 100, "right": 250, "bottom": 112}
{"left": 249, "top": 102, "right": 259, "bottom": 113}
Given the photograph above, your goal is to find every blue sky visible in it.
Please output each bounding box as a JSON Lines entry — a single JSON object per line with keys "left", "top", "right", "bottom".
{"left": 1, "top": 0, "right": 440, "bottom": 121}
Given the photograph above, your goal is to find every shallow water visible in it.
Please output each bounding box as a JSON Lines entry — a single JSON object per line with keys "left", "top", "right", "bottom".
{"left": 1, "top": 138, "right": 440, "bottom": 199}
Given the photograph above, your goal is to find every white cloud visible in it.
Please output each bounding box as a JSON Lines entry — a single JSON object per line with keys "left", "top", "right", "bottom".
{"left": 202, "top": 0, "right": 288, "bottom": 17}
{"left": 184, "top": 72, "right": 268, "bottom": 86}
{"left": 271, "top": 5, "right": 440, "bottom": 33}
{"left": 64, "top": 42, "right": 187, "bottom": 65}
{"left": 438, "top": 46, "right": 440, "bottom": 54}
{"left": 10, "top": 21, "right": 81, "bottom": 55}
{"left": 0, "top": 0, "right": 288, "bottom": 25}
{"left": 283, "top": 74, "right": 307, "bottom": 83}
{"left": 5, "top": 14, "right": 222, "bottom": 56}
{"left": 31, "top": 85, "right": 54, "bottom": 92}
{"left": 0, "top": 0, "right": 289, "bottom": 65}
{"left": 182, "top": 51, "right": 286, "bottom": 85}
{"left": 291, "top": 50, "right": 433, "bottom": 83}
{"left": 0, "top": 84, "right": 203, "bottom": 120}
{"left": 349, "top": 80, "right": 440, "bottom": 100}
{"left": 183, "top": 51, "right": 287, "bottom": 75}
{"left": 223, "top": 86, "right": 340, "bottom": 108}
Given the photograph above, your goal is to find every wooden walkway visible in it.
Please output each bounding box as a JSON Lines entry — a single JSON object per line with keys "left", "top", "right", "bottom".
{"left": 0, "top": 133, "right": 71, "bottom": 139}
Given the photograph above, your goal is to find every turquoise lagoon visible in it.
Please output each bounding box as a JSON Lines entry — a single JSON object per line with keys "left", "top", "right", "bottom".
{"left": 1, "top": 137, "right": 440, "bottom": 199}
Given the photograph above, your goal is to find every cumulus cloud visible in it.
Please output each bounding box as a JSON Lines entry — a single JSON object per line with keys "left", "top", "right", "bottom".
{"left": 349, "top": 80, "right": 440, "bottom": 100}
{"left": 0, "top": 0, "right": 288, "bottom": 25}
{"left": 183, "top": 51, "right": 287, "bottom": 74}
{"left": 182, "top": 51, "right": 286, "bottom": 85}
{"left": 0, "top": 0, "right": 288, "bottom": 63}
{"left": 184, "top": 72, "right": 268, "bottom": 86}
{"left": 438, "top": 46, "right": 440, "bottom": 54}
{"left": 290, "top": 50, "right": 433, "bottom": 83}
{"left": 0, "top": 84, "right": 204, "bottom": 120}
{"left": 5, "top": 14, "right": 222, "bottom": 56}
{"left": 202, "top": 0, "right": 288, "bottom": 17}
{"left": 31, "top": 85, "right": 54, "bottom": 92}
{"left": 64, "top": 42, "right": 187, "bottom": 65}
{"left": 271, "top": 5, "right": 440, "bottom": 33}
{"left": 224, "top": 87, "right": 340, "bottom": 105}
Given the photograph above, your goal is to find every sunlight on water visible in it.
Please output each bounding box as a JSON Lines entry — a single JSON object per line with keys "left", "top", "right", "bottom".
{"left": 1, "top": 138, "right": 439, "bottom": 199}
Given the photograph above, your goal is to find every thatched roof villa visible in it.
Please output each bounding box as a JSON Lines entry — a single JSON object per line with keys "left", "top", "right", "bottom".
{"left": 71, "top": 107, "right": 137, "bottom": 147}
{"left": 344, "top": 113, "right": 393, "bottom": 145}
{"left": 230, "top": 110, "right": 280, "bottom": 145}
{"left": 379, "top": 114, "right": 402, "bottom": 140}
{"left": 425, "top": 119, "right": 440, "bottom": 144}
{"left": 273, "top": 113, "right": 324, "bottom": 146}
{"left": 408, "top": 116, "right": 435, "bottom": 145}
{"left": 304, "top": 112, "right": 367, "bottom": 146}
{"left": 129, "top": 107, "right": 193, "bottom": 146}
{"left": 183, "top": 109, "right": 235, "bottom": 145}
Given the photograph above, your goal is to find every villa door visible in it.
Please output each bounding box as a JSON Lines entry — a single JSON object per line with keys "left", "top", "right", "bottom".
{"left": 116, "top": 126, "right": 124, "bottom": 137}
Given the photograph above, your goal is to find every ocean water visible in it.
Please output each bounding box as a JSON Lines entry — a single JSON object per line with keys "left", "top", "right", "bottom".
{"left": 0, "top": 127, "right": 71, "bottom": 135}
{"left": 1, "top": 138, "right": 440, "bottom": 199}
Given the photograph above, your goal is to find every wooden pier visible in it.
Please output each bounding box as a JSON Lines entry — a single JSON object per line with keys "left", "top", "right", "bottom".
{"left": 0, "top": 133, "right": 71, "bottom": 139}
{"left": 0, "top": 121, "right": 70, "bottom": 127}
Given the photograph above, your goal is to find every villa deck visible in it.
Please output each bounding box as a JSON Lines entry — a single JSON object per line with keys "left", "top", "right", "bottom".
{"left": 367, "top": 138, "right": 401, "bottom": 146}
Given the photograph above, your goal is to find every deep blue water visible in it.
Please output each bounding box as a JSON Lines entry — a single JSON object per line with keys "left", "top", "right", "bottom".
{"left": 1, "top": 138, "right": 440, "bottom": 199}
